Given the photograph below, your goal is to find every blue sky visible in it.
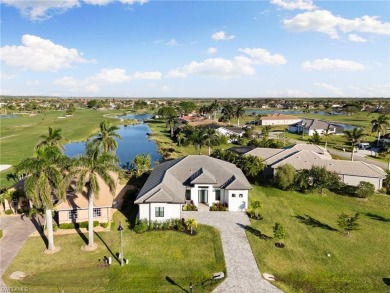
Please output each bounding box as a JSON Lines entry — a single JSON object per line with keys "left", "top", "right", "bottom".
{"left": 1, "top": 0, "right": 389, "bottom": 98}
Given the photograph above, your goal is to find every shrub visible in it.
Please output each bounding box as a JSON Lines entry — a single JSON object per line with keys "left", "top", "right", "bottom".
{"left": 110, "top": 221, "right": 116, "bottom": 231}
{"left": 17, "top": 208, "right": 24, "bottom": 214}
{"left": 5, "top": 209, "right": 13, "bottom": 215}
{"left": 210, "top": 202, "right": 228, "bottom": 211}
{"left": 356, "top": 181, "right": 375, "bottom": 198}
{"left": 182, "top": 204, "right": 198, "bottom": 211}
{"left": 53, "top": 224, "right": 58, "bottom": 232}
{"left": 134, "top": 219, "right": 149, "bottom": 233}
{"left": 100, "top": 222, "right": 109, "bottom": 228}
{"left": 0, "top": 229, "right": 2, "bottom": 239}
{"left": 275, "top": 164, "right": 296, "bottom": 190}
{"left": 59, "top": 221, "right": 99, "bottom": 229}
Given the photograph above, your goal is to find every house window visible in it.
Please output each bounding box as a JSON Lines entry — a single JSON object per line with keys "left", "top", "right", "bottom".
{"left": 68, "top": 210, "right": 78, "bottom": 220}
{"left": 155, "top": 207, "right": 164, "bottom": 217}
{"left": 185, "top": 190, "right": 191, "bottom": 201}
{"left": 215, "top": 190, "right": 221, "bottom": 201}
{"left": 232, "top": 193, "right": 236, "bottom": 198}
{"left": 239, "top": 194, "right": 243, "bottom": 198}
{"left": 93, "top": 208, "right": 101, "bottom": 217}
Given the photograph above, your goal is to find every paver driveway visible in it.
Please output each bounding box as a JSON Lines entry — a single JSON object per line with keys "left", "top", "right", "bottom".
{"left": 0, "top": 216, "right": 36, "bottom": 290}
{"left": 183, "top": 211, "right": 282, "bottom": 293}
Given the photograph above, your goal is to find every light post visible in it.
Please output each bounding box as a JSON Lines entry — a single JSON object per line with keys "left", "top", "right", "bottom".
{"left": 189, "top": 282, "right": 193, "bottom": 293}
{"left": 117, "top": 222, "right": 124, "bottom": 266}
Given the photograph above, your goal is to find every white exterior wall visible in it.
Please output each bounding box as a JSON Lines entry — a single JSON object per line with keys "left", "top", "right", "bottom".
{"left": 138, "top": 203, "right": 182, "bottom": 222}
{"left": 342, "top": 175, "right": 382, "bottom": 190}
{"left": 306, "top": 127, "right": 336, "bottom": 136}
{"left": 226, "top": 190, "right": 248, "bottom": 211}
{"left": 261, "top": 119, "right": 302, "bottom": 126}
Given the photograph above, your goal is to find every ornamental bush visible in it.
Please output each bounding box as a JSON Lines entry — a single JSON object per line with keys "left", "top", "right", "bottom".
{"left": 210, "top": 202, "right": 228, "bottom": 211}
{"left": 356, "top": 181, "right": 375, "bottom": 198}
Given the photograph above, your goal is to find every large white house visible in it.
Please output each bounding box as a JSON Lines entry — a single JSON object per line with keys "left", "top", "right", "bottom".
{"left": 231, "top": 144, "right": 386, "bottom": 190}
{"left": 288, "top": 118, "right": 343, "bottom": 136}
{"left": 134, "top": 156, "right": 252, "bottom": 221}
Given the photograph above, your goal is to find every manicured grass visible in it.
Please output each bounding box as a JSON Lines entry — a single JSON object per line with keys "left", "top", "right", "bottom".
{"left": 4, "top": 212, "right": 225, "bottom": 293}
{"left": 0, "top": 109, "right": 123, "bottom": 187}
{"left": 246, "top": 185, "right": 390, "bottom": 293}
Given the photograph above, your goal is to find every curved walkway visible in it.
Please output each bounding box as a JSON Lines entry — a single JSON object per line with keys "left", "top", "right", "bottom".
{"left": 183, "top": 211, "right": 282, "bottom": 293}
{"left": 0, "top": 216, "right": 36, "bottom": 290}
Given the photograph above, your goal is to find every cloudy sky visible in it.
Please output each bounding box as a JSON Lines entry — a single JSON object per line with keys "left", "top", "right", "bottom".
{"left": 1, "top": 0, "right": 389, "bottom": 98}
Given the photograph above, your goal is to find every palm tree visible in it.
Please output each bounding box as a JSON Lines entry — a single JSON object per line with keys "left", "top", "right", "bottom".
{"left": 344, "top": 128, "right": 364, "bottom": 161}
{"left": 204, "top": 128, "right": 220, "bottom": 156}
{"left": 323, "top": 126, "right": 332, "bottom": 151}
{"left": 371, "top": 114, "right": 390, "bottom": 147}
{"left": 1, "top": 188, "right": 15, "bottom": 212}
{"left": 36, "top": 127, "right": 64, "bottom": 151}
{"left": 189, "top": 128, "right": 206, "bottom": 155}
{"left": 379, "top": 145, "right": 390, "bottom": 170}
{"left": 90, "top": 120, "right": 122, "bottom": 153}
{"left": 177, "top": 131, "right": 186, "bottom": 146}
{"left": 185, "top": 218, "right": 198, "bottom": 235}
{"left": 15, "top": 146, "right": 67, "bottom": 252}
{"left": 262, "top": 125, "right": 272, "bottom": 140}
{"left": 209, "top": 100, "right": 219, "bottom": 121}
{"left": 166, "top": 113, "right": 177, "bottom": 138}
{"left": 221, "top": 104, "right": 234, "bottom": 124}
{"left": 234, "top": 104, "right": 245, "bottom": 127}
{"left": 72, "top": 142, "right": 119, "bottom": 249}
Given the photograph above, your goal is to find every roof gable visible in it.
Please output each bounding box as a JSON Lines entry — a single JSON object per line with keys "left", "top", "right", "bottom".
{"left": 190, "top": 168, "right": 217, "bottom": 184}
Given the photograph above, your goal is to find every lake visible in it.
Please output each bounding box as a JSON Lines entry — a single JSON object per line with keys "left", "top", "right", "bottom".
{"left": 0, "top": 114, "right": 19, "bottom": 119}
{"left": 64, "top": 114, "right": 162, "bottom": 168}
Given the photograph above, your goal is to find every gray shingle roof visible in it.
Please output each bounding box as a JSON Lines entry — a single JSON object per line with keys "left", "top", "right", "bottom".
{"left": 135, "top": 155, "right": 252, "bottom": 204}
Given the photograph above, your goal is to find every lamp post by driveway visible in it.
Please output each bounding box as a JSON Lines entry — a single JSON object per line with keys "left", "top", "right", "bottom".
{"left": 189, "top": 282, "right": 193, "bottom": 293}
{"left": 118, "top": 222, "right": 124, "bottom": 266}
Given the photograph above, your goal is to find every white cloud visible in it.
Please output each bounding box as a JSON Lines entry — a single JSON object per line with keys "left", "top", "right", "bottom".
{"left": 314, "top": 82, "right": 345, "bottom": 96}
{"left": 283, "top": 10, "right": 390, "bottom": 39}
{"left": 54, "top": 68, "right": 161, "bottom": 92}
{"left": 348, "top": 34, "right": 367, "bottom": 43}
{"left": 302, "top": 58, "right": 365, "bottom": 71}
{"left": 166, "top": 39, "right": 177, "bottom": 47}
{"left": 2, "top": 0, "right": 148, "bottom": 21}
{"left": 168, "top": 56, "right": 254, "bottom": 78}
{"left": 271, "top": 0, "right": 315, "bottom": 11}
{"left": 207, "top": 47, "right": 218, "bottom": 54}
{"left": 239, "top": 48, "right": 287, "bottom": 65}
{"left": 26, "top": 80, "right": 41, "bottom": 86}
{"left": 211, "top": 31, "right": 235, "bottom": 41}
{"left": 0, "top": 34, "right": 93, "bottom": 71}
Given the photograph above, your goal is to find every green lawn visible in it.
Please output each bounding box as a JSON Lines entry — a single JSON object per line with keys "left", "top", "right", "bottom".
{"left": 0, "top": 109, "right": 124, "bottom": 188}
{"left": 4, "top": 212, "right": 225, "bottom": 293}
{"left": 247, "top": 185, "right": 390, "bottom": 293}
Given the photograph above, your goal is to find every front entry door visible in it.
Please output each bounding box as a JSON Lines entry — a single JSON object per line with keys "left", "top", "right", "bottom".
{"left": 198, "top": 189, "right": 208, "bottom": 203}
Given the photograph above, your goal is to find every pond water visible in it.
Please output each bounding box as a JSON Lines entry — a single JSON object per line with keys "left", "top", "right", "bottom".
{"left": 118, "top": 113, "right": 152, "bottom": 121}
{"left": 64, "top": 114, "right": 162, "bottom": 168}
{"left": 0, "top": 114, "right": 19, "bottom": 119}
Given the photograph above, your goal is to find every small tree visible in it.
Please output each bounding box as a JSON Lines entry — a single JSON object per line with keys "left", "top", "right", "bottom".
{"left": 275, "top": 164, "right": 296, "bottom": 190}
{"left": 273, "top": 222, "right": 286, "bottom": 247}
{"left": 309, "top": 131, "right": 321, "bottom": 145}
{"left": 185, "top": 218, "right": 198, "bottom": 235}
{"left": 250, "top": 201, "right": 262, "bottom": 218}
{"left": 356, "top": 181, "right": 375, "bottom": 198}
{"left": 132, "top": 154, "right": 152, "bottom": 177}
{"left": 337, "top": 213, "right": 360, "bottom": 236}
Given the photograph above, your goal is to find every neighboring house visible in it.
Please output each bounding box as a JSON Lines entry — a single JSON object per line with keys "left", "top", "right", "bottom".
{"left": 260, "top": 113, "right": 302, "bottom": 126}
{"left": 56, "top": 175, "right": 130, "bottom": 224}
{"left": 380, "top": 133, "right": 390, "bottom": 146}
{"left": 288, "top": 118, "right": 343, "bottom": 136}
{"left": 231, "top": 144, "right": 386, "bottom": 190}
{"left": 216, "top": 126, "right": 244, "bottom": 142}
{"left": 134, "top": 155, "right": 252, "bottom": 222}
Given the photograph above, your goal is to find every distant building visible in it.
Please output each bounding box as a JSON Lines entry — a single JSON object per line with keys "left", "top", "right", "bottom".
{"left": 260, "top": 113, "right": 302, "bottom": 126}
{"left": 288, "top": 118, "right": 343, "bottom": 136}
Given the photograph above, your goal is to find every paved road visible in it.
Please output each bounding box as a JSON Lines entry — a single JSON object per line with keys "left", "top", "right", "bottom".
{"left": 183, "top": 211, "right": 282, "bottom": 293}
{"left": 0, "top": 216, "right": 36, "bottom": 290}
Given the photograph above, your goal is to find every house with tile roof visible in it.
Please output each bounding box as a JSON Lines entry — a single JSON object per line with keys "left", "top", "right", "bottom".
{"left": 260, "top": 113, "right": 302, "bottom": 126}
{"left": 135, "top": 155, "right": 252, "bottom": 221}
{"left": 230, "top": 144, "right": 386, "bottom": 190}
{"left": 288, "top": 118, "right": 343, "bottom": 136}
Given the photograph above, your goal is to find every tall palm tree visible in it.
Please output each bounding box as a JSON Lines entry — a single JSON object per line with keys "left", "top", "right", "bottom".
{"left": 36, "top": 127, "right": 64, "bottom": 151}
{"left": 209, "top": 100, "right": 220, "bottom": 121}
{"left": 204, "top": 128, "right": 220, "bottom": 156}
{"left": 166, "top": 113, "right": 177, "bottom": 138}
{"left": 262, "top": 125, "right": 272, "bottom": 140}
{"left": 189, "top": 128, "right": 206, "bottom": 155}
{"left": 15, "top": 146, "right": 67, "bottom": 252}
{"left": 177, "top": 131, "right": 186, "bottom": 146}
{"left": 371, "top": 114, "right": 390, "bottom": 147}
{"left": 323, "top": 126, "right": 332, "bottom": 151}
{"left": 90, "top": 120, "right": 122, "bottom": 153}
{"left": 221, "top": 104, "right": 234, "bottom": 125}
{"left": 72, "top": 142, "right": 119, "bottom": 249}
{"left": 234, "top": 104, "right": 245, "bottom": 127}
{"left": 344, "top": 128, "right": 364, "bottom": 161}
